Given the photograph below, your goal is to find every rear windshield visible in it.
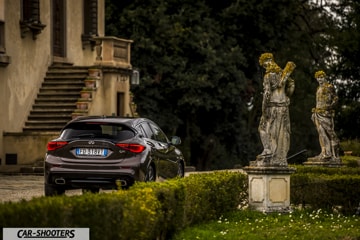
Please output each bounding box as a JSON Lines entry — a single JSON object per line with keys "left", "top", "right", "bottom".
{"left": 60, "top": 122, "right": 135, "bottom": 141}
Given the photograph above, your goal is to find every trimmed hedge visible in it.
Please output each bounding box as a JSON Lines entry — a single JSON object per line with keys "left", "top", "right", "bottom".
{"left": 340, "top": 139, "right": 360, "bottom": 156}
{"left": 0, "top": 188, "right": 161, "bottom": 239}
{"left": 290, "top": 166, "right": 360, "bottom": 214}
{"left": 0, "top": 171, "right": 247, "bottom": 240}
{"left": 1, "top": 168, "right": 358, "bottom": 239}
{"left": 293, "top": 165, "right": 360, "bottom": 175}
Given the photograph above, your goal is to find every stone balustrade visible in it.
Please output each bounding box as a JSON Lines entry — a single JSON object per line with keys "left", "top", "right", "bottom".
{"left": 93, "top": 36, "right": 133, "bottom": 68}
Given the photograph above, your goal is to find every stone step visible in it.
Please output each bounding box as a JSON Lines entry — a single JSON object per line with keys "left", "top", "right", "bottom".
{"left": 44, "top": 72, "right": 88, "bottom": 81}
{"left": 20, "top": 166, "right": 44, "bottom": 174}
{"left": 48, "top": 66, "right": 90, "bottom": 73}
{"left": 39, "top": 86, "right": 83, "bottom": 92}
{"left": 30, "top": 109, "right": 75, "bottom": 114}
{"left": 25, "top": 119, "right": 69, "bottom": 125}
{"left": 23, "top": 65, "right": 91, "bottom": 133}
{"left": 35, "top": 97, "right": 79, "bottom": 103}
{"left": 32, "top": 103, "right": 76, "bottom": 110}
{"left": 33, "top": 103, "right": 76, "bottom": 106}
{"left": 41, "top": 81, "right": 85, "bottom": 89}
{"left": 47, "top": 69, "right": 87, "bottom": 73}
{"left": 37, "top": 92, "right": 81, "bottom": 97}
{"left": 23, "top": 125, "right": 64, "bottom": 132}
{"left": 28, "top": 114, "right": 72, "bottom": 120}
{"left": 26, "top": 119, "right": 68, "bottom": 127}
{"left": 42, "top": 77, "right": 85, "bottom": 86}
{"left": 24, "top": 120, "right": 71, "bottom": 127}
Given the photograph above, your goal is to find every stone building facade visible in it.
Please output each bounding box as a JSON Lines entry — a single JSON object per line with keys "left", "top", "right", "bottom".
{"left": 0, "top": 0, "right": 136, "bottom": 172}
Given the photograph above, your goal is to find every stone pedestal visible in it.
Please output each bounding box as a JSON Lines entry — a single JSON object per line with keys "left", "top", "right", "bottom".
{"left": 303, "top": 157, "right": 343, "bottom": 168}
{"left": 243, "top": 166, "right": 296, "bottom": 213}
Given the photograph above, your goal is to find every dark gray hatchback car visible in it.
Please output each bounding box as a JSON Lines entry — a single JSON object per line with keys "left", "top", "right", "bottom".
{"left": 44, "top": 116, "right": 185, "bottom": 196}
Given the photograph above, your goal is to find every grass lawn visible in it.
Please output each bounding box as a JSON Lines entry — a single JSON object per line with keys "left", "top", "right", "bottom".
{"left": 172, "top": 208, "right": 359, "bottom": 240}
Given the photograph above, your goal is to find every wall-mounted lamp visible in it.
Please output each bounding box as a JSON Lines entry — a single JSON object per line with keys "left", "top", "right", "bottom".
{"left": 131, "top": 69, "right": 140, "bottom": 85}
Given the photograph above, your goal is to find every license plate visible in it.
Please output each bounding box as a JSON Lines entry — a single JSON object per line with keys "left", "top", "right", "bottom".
{"left": 76, "top": 148, "right": 108, "bottom": 157}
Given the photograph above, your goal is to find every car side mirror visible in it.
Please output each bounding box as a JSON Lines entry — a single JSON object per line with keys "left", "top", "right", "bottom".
{"left": 170, "top": 136, "right": 181, "bottom": 145}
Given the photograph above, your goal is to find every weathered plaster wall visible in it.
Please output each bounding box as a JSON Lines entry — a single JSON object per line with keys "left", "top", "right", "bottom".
{"left": 88, "top": 71, "right": 131, "bottom": 116}
{"left": 66, "top": 0, "right": 105, "bottom": 66}
{"left": 2, "top": 0, "right": 51, "bottom": 132}
{"left": 0, "top": 0, "right": 107, "bottom": 168}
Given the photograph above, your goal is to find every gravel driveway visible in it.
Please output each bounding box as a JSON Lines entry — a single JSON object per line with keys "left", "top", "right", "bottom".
{"left": 0, "top": 174, "right": 45, "bottom": 203}
{"left": 0, "top": 174, "right": 83, "bottom": 203}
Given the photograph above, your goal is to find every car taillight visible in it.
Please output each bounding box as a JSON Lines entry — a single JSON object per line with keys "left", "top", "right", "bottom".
{"left": 47, "top": 141, "right": 68, "bottom": 151}
{"left": 116, "top": 143, "right": 145, "bottom": 153}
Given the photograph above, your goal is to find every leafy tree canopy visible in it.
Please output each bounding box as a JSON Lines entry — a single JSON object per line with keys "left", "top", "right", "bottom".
{"left": 105, "top": 0, "right": 358, "bottom": 169}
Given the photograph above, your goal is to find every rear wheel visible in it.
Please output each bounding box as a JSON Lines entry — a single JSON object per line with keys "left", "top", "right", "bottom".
{"left": 145, "top": 164, "right": 156, "bottom": 182}
{"left": 44, "top": 184, "right": 65, "bottom": 196}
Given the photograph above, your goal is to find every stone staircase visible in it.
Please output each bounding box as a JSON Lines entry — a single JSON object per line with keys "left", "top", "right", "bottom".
{"left": 23, "top": 66, "right": 89, "bottom": 133}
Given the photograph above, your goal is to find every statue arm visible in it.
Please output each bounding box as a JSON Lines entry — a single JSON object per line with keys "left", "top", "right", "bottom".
{"left": 285, "top": 78, "right": 295, "bottom": 97}
{"left": 329, "top": 85, "right": 338, "bottom": 109}
{"left": 279, "top": 61, "right": 296, "bottom": 87}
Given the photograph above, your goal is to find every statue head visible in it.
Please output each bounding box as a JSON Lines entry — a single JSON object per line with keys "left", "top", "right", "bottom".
{"left": 315, "top": 70, "right": 326, "bottom": 79}
{"left": 259, "top": 53, "right": 274, "bottom": 67}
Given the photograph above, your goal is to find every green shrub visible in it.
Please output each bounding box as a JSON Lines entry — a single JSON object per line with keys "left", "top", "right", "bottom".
{"left": 130, "top": 179, "right": 186, "bottom": 239}
{"left": 182, "top": 171, "right": 247, "bottom": 227}
{"left": 291, "top": 166, "right": 360, "bottom": 214}
{"left": 293, "top": 165, "right": 360, "bottom": 175}
{"left": 0, "top": 171, "right": 248, "bottom": 240}
{"left": 0, "top": 188, "right": 161, "bottom": 240}
{"left": 4, "top": 169, "right": 358, "bottom": 239}
{"left": 341, "top": 155, "right": 360, "bottom": 167}
{"left": 340, "top": 139, "right": 360, "bottom": 156}
{"left": 131, "top": 171, "right": 248, "bottom": 239}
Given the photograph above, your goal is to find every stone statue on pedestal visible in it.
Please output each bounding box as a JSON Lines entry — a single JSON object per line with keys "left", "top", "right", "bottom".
{"left": 254, "top": 53, "right": 296, "bottom": 167}
{"left": 245, "top": 53, "right": 296, "bottom": 213}
{"left": 308, "top": 70, "right": 341, "bottom": 164}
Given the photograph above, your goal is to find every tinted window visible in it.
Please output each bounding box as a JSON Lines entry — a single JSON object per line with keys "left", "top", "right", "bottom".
{"left": 60, "top": 122, "right": 135, "bottom": 141}
{"left": 149, "top": 123, "right": 168, "bottom": 143}
{"left": 135, "top": 125, "right": 147, "bottom": 137}
{"left": 138, "top": 122, "right": 155, "bottom": 139}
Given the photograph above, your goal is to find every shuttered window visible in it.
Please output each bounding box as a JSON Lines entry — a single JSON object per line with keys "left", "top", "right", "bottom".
{"left": 84, "top": 0, "right": 98, "bottom": 36}
{"left": 22, "top": 0, "right": 40, "bottom": 23}
{"left": 82, "top": 0, "right": 98, "bottom": 49}
{"left": 20, "top": 0, "right": 45, "bottom": 39}
{"left": 0, "top": 21, "right": 4, "bottom": 53}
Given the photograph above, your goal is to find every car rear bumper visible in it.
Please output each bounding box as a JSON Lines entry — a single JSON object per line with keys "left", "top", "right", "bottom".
{"left": 45, "top": 171, "right": 135, "bottom": 189}
{"left": 44, "top": 155, "right": 146, "bottom": 190}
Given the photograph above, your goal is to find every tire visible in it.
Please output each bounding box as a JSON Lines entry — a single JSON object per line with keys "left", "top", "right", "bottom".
{"left": 145, "top": 164, "right": 156, "bottom": 182}
{"left": 44, "top": 184, "right": 65, "bottom": 196}
{"left": 177, "top": 161, "right": 185, "bottom": 178}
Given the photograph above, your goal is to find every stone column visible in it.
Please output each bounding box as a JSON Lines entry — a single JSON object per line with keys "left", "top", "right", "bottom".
{"left": 243, "top": 166, "right": 296, "bottom": 213}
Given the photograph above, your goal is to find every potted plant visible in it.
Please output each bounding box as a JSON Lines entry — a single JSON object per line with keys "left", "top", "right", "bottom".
{"left": 76, "top": 101, "right": 88, "bottom": 110}
{"left": 84, "top": 77, "right": 97, "bottom": 89}
{"left": 80, "top": 88, "right": 93, "bottom": 99}
{"left": 88, "top": 68, "right": 101, "bottom": 77}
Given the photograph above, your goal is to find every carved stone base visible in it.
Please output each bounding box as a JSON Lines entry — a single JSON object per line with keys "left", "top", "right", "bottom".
{"left": 303, "top": 157, "right": 343, "bottom": 168}
{"left": 250, "top": 155, "right": 288, "bottom": 168}
{"left": 243, "top": 166, "right": 296, "bottom": 213}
